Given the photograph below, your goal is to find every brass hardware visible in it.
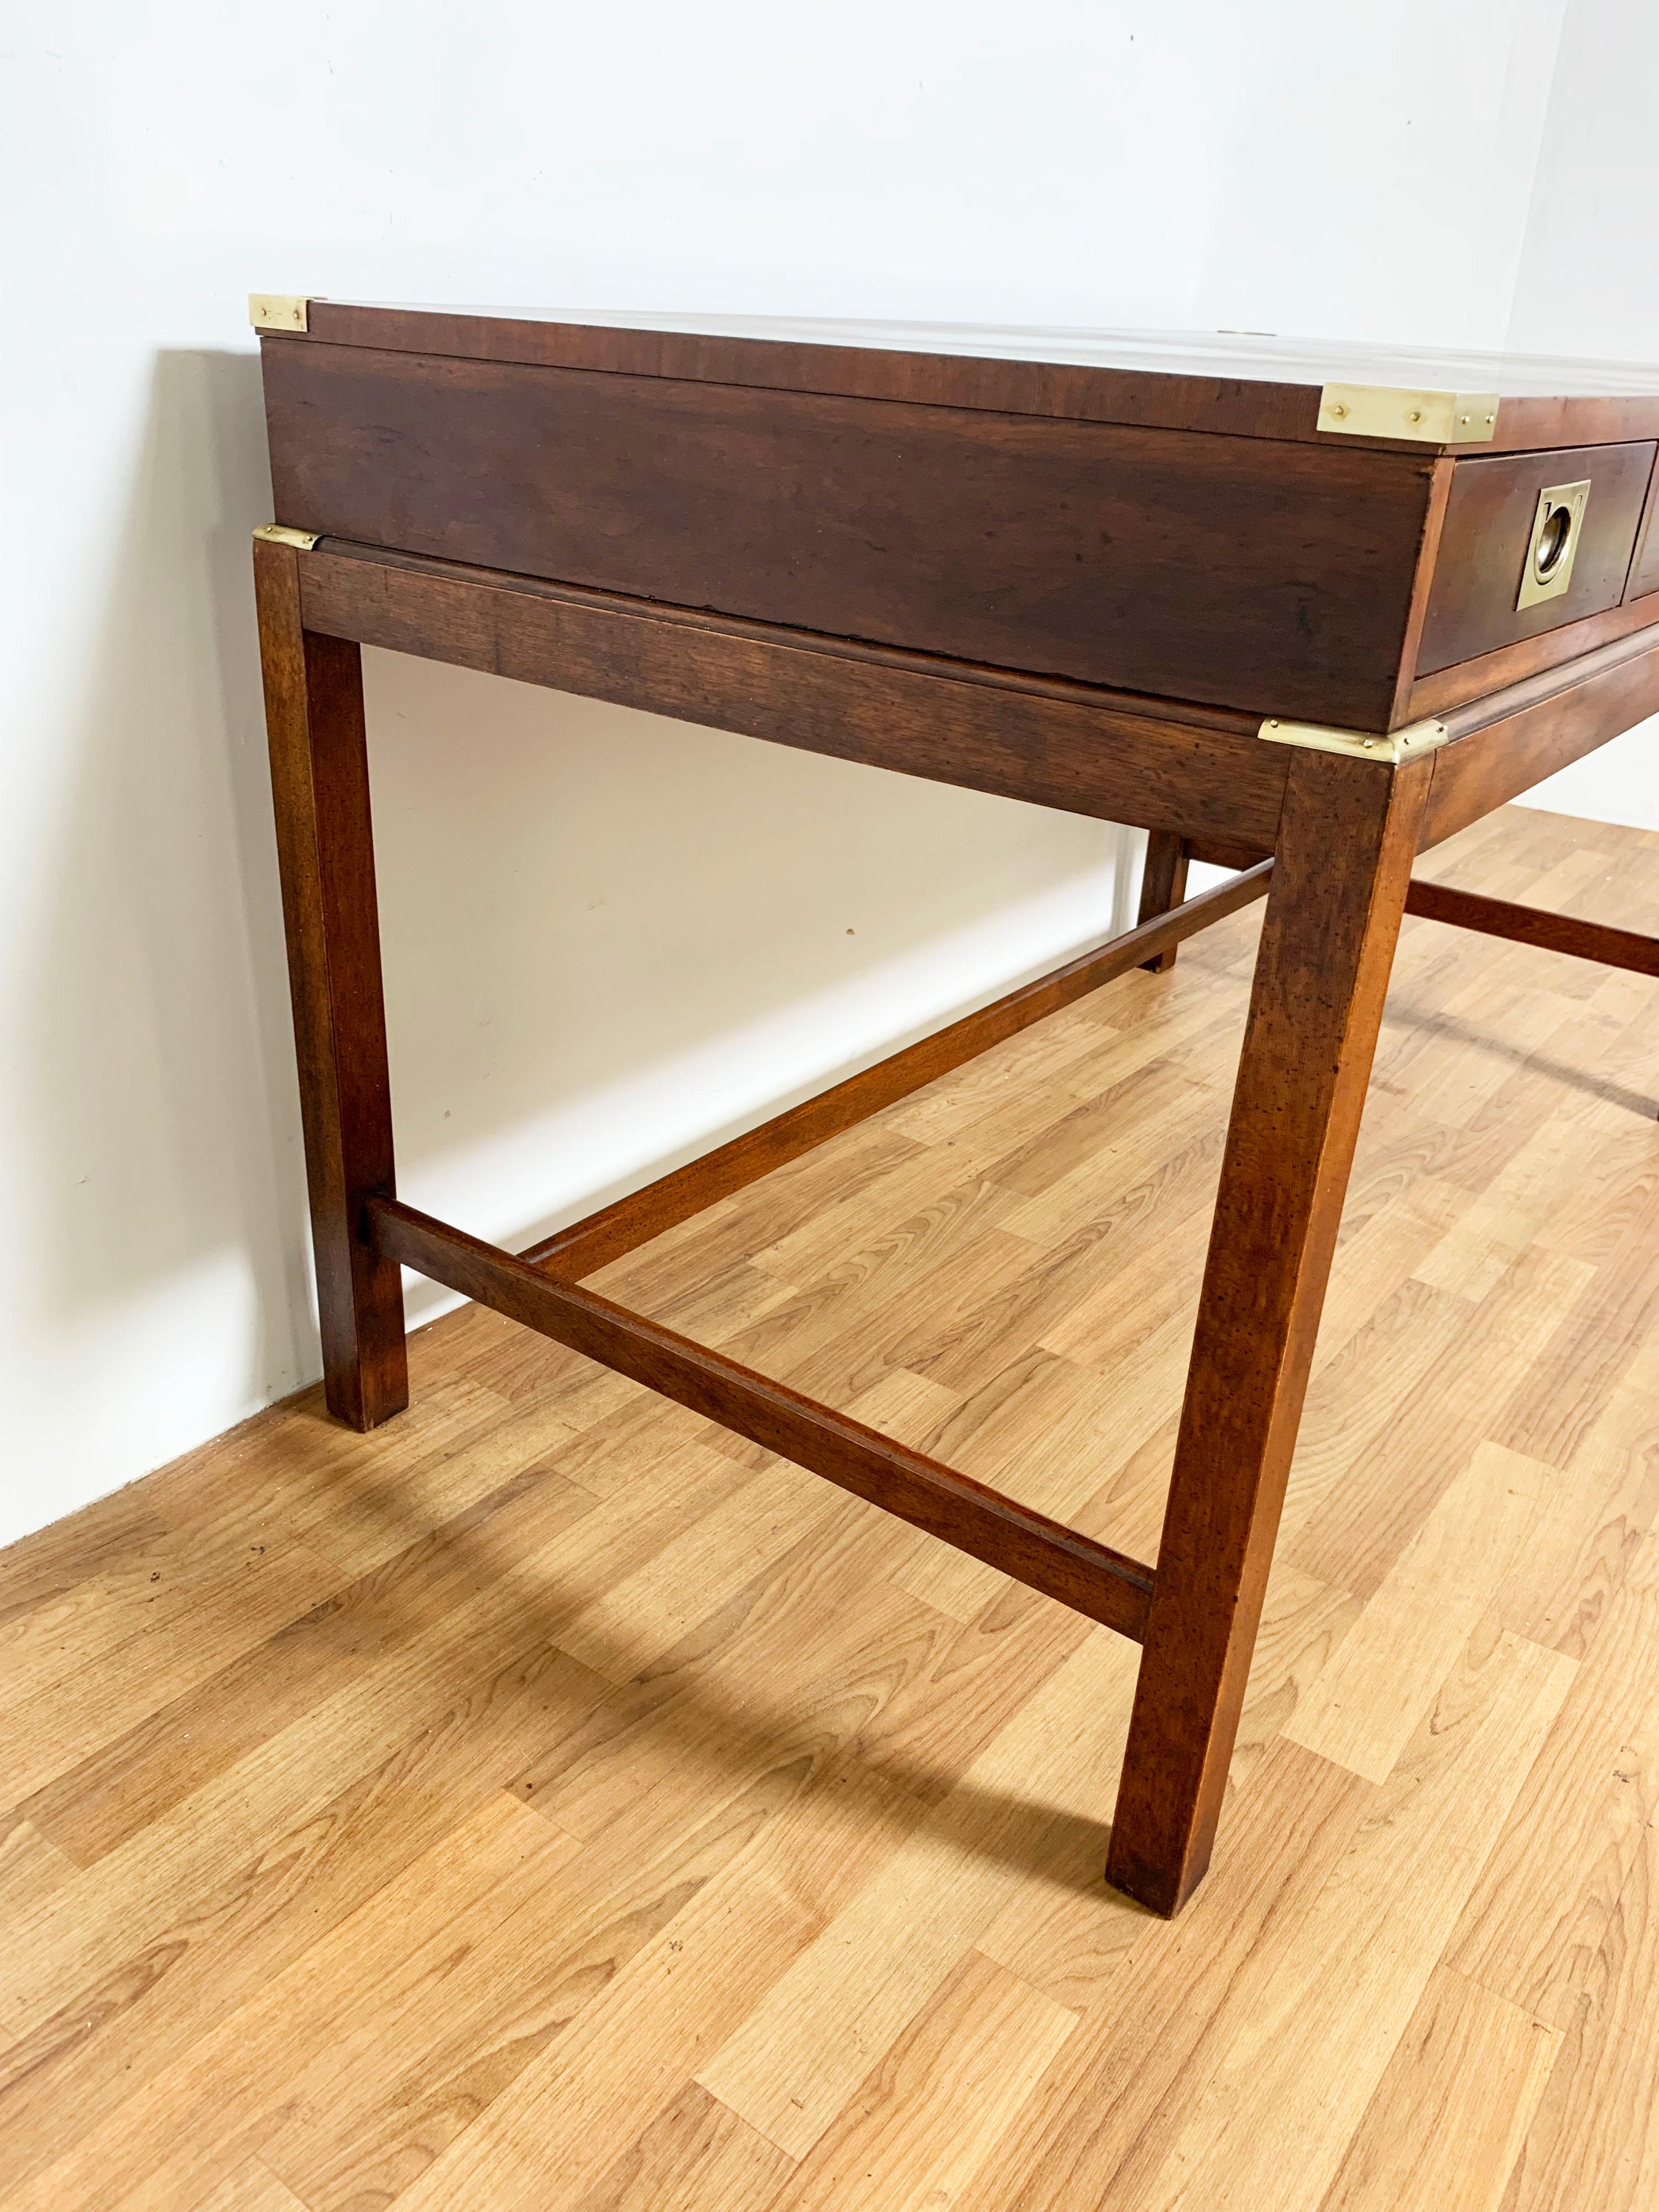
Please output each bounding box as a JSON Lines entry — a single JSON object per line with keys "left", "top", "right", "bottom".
{"left": 253, "top": 523, "right": 321, "bottom": 550}
{"left": 1516, "top": 479, "right": 1591, "bottom": 610}
{"left": 248, "top": 293, "right": 309, "bottom": 333}
{"left": 1317, "top": 384, "right": 1499, "bottom": 444}
{"left": 1258, "top": 716, "right": 1452, "bottom": 765}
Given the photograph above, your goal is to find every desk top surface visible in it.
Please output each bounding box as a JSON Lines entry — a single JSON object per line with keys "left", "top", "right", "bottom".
{"left": 328, "top": 309, "right": 1659, "bottom": 397}
{"left": 273, "top": 300, "right": 1659, "bottom": 452}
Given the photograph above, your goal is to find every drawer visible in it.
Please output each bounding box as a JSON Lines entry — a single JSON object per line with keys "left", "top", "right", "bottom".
{"left": 1623, "top": 461, "right": 1659, "bottom": 602}
{"left": 1416, "top": 440, "right": 1655, "bottom": 675}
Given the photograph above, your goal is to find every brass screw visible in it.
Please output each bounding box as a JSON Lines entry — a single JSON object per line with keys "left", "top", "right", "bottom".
{"left": 1406, "top": 408, "right": 1423, "bottom": 424}
{"left": 1328, "top": 403, "right": 1348, "bottom": 418}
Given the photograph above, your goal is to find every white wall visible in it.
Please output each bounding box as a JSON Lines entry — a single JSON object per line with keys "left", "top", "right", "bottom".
{"left": 0, "top": 0, "right": 1643, "bottom": 1548}
{"left": 1506, "top": 0, "right": 1659, "bottom": 830}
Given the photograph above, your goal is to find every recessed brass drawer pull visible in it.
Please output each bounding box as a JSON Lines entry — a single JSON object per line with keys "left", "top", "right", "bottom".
{"left": 1517, "top": 479, "right": 1592, "bottom": 609}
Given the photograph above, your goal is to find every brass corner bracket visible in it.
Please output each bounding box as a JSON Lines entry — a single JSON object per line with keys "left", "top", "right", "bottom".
{"left": 254, "top": 523, "right": 321, "bottom": 551}
{"left": 1258, "top": 716, "right": 1452, "bottom": 765}
{"left": 249, "top": 294, "right": 309, "bottom": 333}
{"left": 1317, "top": 384, "right": 1498, "bottom": 444}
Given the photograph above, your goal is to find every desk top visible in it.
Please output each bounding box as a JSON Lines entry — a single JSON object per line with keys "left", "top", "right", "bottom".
{"left": 256, "top": 296, "right": 1659, "bottom": 730}
{"left": 258, "top": 298, "right": 1659, "bottom": 453}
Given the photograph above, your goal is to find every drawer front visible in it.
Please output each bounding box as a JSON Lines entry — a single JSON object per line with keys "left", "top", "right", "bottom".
{"left": 1622, "top": 457, "right": 1659, "bottom": 602}
{"left": 1416, "top": 441, "right": 1655, "bottom": 675}
{"left": 261, "top": 337, "right": 1438, "bottom": 728}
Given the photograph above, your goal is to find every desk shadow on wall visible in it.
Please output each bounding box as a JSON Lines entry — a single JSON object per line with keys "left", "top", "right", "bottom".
{"left": 364, "top": 651, "right": 1139, "bottom": 1323}
{"left": 29, "top": 345, "right": 1135, "bottom": 1423}
{"left": 27, "top": 346, "right": 319, "bottom": 1414}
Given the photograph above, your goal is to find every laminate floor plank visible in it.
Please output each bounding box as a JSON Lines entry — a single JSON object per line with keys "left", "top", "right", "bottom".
{"left": 1283, "top": 1439, "right": 1564, "bottom": 1782}
{"left": 14, "top": 1465, "right": 601, "bottom": 1865}
{"left": 0, "top": 1532, "right": 347, "bottom": 1807}
{"left": 755, "top": 1947, "right": 1077, "bottom": 2211}
{"left": 695, "top": 1626, "right": 1142, "bottom": 2158}
{"left": 2, "top": 805, "right": 1656, "bottom": 2212}
{"left": 1316, "top": 1965, "right": 1559, "bottom": 2212}
{"left": 1445, "top": 1529, "right": 1659, "bottom": 2034}
{"left": 1498, "top": 1824, "right": 1659, "bottom": 2212}
{"left": 570, "top": 2084, "right": 792, "bottom": 2212}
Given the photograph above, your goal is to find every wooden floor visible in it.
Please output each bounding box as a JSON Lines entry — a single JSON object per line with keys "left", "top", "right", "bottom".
{"left": 5, "top": 804, "right": 1659, "bottom": 2212}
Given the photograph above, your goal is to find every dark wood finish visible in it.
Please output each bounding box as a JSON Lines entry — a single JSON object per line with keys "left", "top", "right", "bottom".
{"left": 1385, "top": 456, "right": 1457, "bottom": 728}
{"left": 1624, "top": 451, "right": 1659, "bottom": 601}
{"left": 1405, "top": 879, "right": 1659, "bottom": 974}
{"left": 528, "top": 860, "right": 1274, "bottom": 1282}
{"left": 1405, "top": 587, "right": 1659, "bottom": 721}
{"left": 367, "top": 1197, "right": 1156, "bottom": 1640}
{"left": 296, "top": 303, "right": 1659, "bottom": 455}
{"left": 301, "top": 303, "right": 1348, "bottom": 442}
{"left": 1422, "top": 623, "right": 1659, "bottom": 849}
{"left": 1135, "top": 832, "right": 1191, "bottom": 972}
{"left": 1415, "top": 441, "right": 1655, "bottom": 675}
{"left": 254, "top": 309, "right": 1659, "bottom": 1923}
{"left": 264, "top": 339, "right": 1440, "bottom": 728}
{"left": 1105, "top": 748, "right": 1432, "bottom": 1916}
{"left": 1188, "top": 834, "right": 1274, "bottom": 871}
{"left": 299, "top": 542, "right": 1291, "bottom": 847}
{"left": 252, "top": 538, "right": 407, "bottom": 1429}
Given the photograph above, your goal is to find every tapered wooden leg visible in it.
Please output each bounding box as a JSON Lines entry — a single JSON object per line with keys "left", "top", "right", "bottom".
{"left": 254, "top": 536, "right": 408, "bottom": 1430}
{"left": 1137, "top": 831, "right": 1191, "bottom": 971}
{"left": 1105, "top": 748, "right": 1431, "bottom": 1915}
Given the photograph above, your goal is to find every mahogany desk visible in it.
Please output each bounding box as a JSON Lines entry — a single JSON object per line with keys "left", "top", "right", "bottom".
{"left": 250, "top": 303, "right": 1659, "bottom": 1916}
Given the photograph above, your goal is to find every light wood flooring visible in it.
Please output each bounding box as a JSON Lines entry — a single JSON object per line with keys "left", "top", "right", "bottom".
{"left": 5, "top": 803, "right": 1659, "bottom": 2212}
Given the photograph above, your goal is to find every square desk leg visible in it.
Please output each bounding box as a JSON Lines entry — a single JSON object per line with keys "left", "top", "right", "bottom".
{"left": 254, "top": 536, "right": 408, "bottom": 1429}
{"left": 1137, "top": 831, "right": 1191, "bottom": 973}
{"left": 1105, "top": 746, "right": 1431, "bottom": 1916}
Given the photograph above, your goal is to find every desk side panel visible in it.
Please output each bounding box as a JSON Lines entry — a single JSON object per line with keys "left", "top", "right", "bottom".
{"left": 262, "top": 337, "right": 1436, "bottom": 728}
{"left": 296, "top": 544, "right": 1291, "bottom": 847}
{"left": 1421, "top": 624, "right": 1659, "bottom": 847}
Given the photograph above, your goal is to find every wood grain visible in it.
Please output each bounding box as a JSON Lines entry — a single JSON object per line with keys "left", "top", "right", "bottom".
{"left": 1406, "top": 878, "right": 1659, "bottom": 976}
{"left": 761, "top": 1947, "right": 1077, "bottom": 2210}
{"left": 1318, "top": 1965, "right": 1561, "bottom": 2211}
{"left": 1107, "top": 747, "right": 1432, "bottom": 1913}
{"left": 290, "top": 304, "right": 1659, "bottom": 456}
{"left": 1423, "top": 624, "right": 1659, "bottom": 850}
{"left": 266, "top": 336, "right": 1438, "bottom": 725}
{"left": 253, "top": 536, "right": 407, "bottom": 1428}
{"left": 4, "top": 807, "right": 1658, "bottom": 2212}
{"left": 1135, "top": 830, "right": 1191, "bottom": 972}
{"left": 299, "top": 540, "right": 1290, "bottom": 846}
{"left": 369, "top": 1197, "right": 1156, "bottom": 1640}
{"left": 1415, "top": 442, "right": 1655, "bottom": 675}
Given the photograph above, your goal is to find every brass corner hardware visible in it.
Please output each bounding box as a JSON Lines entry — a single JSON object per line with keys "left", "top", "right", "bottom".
{"left": 1317, "top": 384, "right": 1499, "bottom": 444}
{"left": 253, "top": 523, "right": 321, "bottom": 551}
{"left": 1517, "top": 479, "right": 1591, "bottom": 610}
{"left": 249, "top": 294, "right": 309, "bottom": 333}
{"left": 1258, "top": 716, "right": 1452, "bottom": 765}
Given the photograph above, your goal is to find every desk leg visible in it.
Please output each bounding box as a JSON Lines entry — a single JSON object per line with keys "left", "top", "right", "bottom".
{"left": 1105, "top": 748, "right": 1429, "bottom": 1916}
{"left": 254, "top": 538, "right": 408, "bottom": 1430}
{"left": 1137, "top": 831, "right": 1191, "bottom": 972}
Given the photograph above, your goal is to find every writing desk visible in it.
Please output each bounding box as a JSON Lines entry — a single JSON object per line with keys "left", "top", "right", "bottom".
{"left": 251, "top": 302, "right": 1659, "bottom": 1916}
